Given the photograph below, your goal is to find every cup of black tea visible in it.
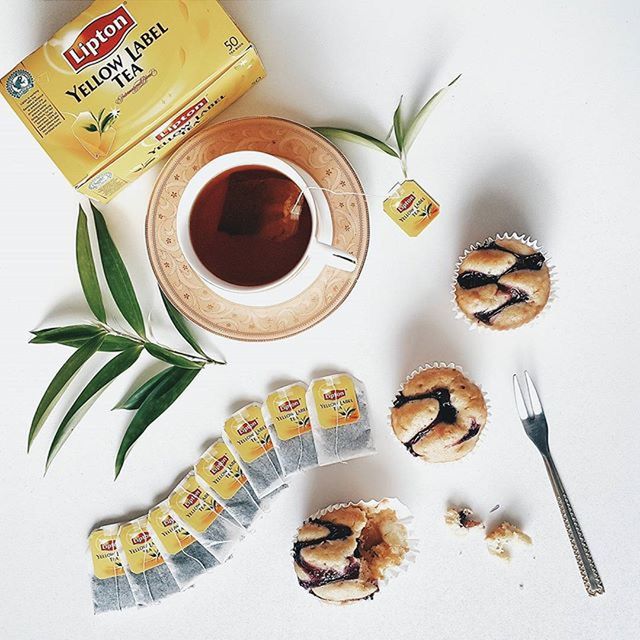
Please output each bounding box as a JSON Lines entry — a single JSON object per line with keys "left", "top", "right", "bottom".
{"left": 177, "top": 151, "right": 357, "bottom": 295}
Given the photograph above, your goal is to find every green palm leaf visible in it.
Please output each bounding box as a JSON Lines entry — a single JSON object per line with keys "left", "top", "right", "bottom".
{"left": 114, "top": 368, "right": 173, "bottom": 410}
{"left": 144, "top": 342, "right": 204, "bottom": 369}
{"left": 28, "top": 334, "right": 105, "bottom": 450}
{"left": 115, "top": 367, "right": 200, "bottom": 477}
{"left": 392, "top": 95, "right": 405, "bottom": 153}
{"left": 30, "top": 324, "right": 105, "bottom": 345}
{"left": 160, "top": 289, "right": 220, "bottom": 362}
{"left": 91, "top": 204, "right": 146, "bottom": 338}
{"left": 45, "top": 347, "right": 143, "bottom": 470}
{"left": 76, "top": 206, "right": 107, "bottom": 322}
{"left": 313, "top": 127, "right": 399, "bottom": 158}
{"left": 403, "top": 74, "right": 461, "bottom": 152}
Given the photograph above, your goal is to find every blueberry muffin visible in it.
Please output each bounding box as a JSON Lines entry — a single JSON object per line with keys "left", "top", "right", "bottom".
{"left": 454, "top": 237, "right": 551, "bottom": 330}
{"left": 391, "top": 367, "right": 487, "bottom": 462}
{"left": 292, "top": 502, "right": 409, "bottom": 603}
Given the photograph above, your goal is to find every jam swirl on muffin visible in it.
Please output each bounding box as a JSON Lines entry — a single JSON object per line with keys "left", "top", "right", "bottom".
{"left": 455, "top": 237, "right": 551, "bottom": 330}
{"left": 391, "top": 367, "right": 487, "bottom": 462}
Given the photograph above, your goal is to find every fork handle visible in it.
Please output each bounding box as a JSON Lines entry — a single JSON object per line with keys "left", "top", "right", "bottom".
{"left": 542, "top": 453, "right": 605, "bottom": 596}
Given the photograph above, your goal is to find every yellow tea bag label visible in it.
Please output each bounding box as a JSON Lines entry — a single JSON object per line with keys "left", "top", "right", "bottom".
{"left": 89, "top": 529, "right": 124, "bottom": 579}
{"left": 148, "top": 504, "right": 195, "bottom": 555}
{"left": 266, "top": 384, "right": 311, "bottom": 441}
{"left": 383, "top": 180, "right": 440, "bottom": 237}
{"left": 224, "top": 404, "right": 274, "bottom": 463}
{"left": 169, "top": 474, "right": 223, "bottom": 533}
{"left": 195, "top": 441, "right": 248, "bottom": 500}
{"left": 119, "top": 520, "right": 165, "bottom": 575}
{"left": 311, "top": 374, "right": 360, "bottom": 429}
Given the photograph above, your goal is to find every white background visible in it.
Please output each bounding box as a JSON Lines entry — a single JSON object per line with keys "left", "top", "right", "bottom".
{"left": 1, "top": 1, "right": 638, "bottom": 639}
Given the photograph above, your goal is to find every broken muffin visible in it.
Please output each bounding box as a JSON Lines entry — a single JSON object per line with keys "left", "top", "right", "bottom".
{"left": 292, "top": 500, "right": 410, "bottom": 603}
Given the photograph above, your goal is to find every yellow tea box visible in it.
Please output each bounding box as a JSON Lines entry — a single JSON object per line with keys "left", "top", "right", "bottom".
{"left": 1, "top": 0, "right": 265, "bottom": 202}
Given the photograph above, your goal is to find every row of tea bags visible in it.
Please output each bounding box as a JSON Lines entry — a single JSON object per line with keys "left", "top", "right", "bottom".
{"left": 89, "top": 373, "right": 375, "bottom": 613}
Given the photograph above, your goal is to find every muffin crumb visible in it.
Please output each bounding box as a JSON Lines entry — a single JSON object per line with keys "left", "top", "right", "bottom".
{"left": 445, "top": 506, "right": 483, "bottom": 531}
{"left": 486, "top": 521, "right": 532, "bottom": 560}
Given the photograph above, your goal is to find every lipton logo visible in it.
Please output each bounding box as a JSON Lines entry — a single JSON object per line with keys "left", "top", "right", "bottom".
{"left": 397, "top": 194, "right": 416, "bottom": 213}
{"left": 211, "top": 456, "right": 228, "bottom": 474}
{"left": 130, "top": 531, "right": 150, "bottom": 545}
{"left": 237, "top": 419, "right": 258, "bottom": 435}
{"left": 323, "top": 389, "right": 345, "bottom": 401}
{"left": 100, "top": 540, "right": 116, "bottom": 551}
{"left": 161, "top": 515, "right": 175, "bottom": 528}
{"left": 183, "top": 488, "right": 201, "bottom": 508}
{"left": 63, "top": 4, "right": 136, "bottom": 73}
{"left": 155, "top": 97, "right": 209, "bottom": 141}
{"left": 278, "top": 399, "right": 300, "bottom": 412}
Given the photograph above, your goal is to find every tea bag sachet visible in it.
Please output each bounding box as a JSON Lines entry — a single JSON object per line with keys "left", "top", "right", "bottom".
{"left": 88, "top": 524, "right": 136, "bottom": 614}
{"left": 307, "top": 373, "right": 376, "bottom": 465}
{"left": 147, "top": 501, "right": 219, "bottom": 589}
{"left": 168, "top": 471, "right": 244, "bottom": 562}
{"left": 194, "top": 439, "right": 264, "bottom": 529}
{"left": 223, "top": 403, "right": 285, "bottom": 497}
{"left": 117, "top": 516, "right": 180, "bottom": 606}
{"left": 263, "top": 382, "right": 318, "bottom": 477}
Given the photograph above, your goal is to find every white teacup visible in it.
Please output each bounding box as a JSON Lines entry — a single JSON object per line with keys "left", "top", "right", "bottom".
{"left": 177, "top": 151, "right": 357, "bottom": 295}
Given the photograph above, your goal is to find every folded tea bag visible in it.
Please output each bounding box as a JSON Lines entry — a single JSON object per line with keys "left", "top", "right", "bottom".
{"left": 88, "top": 524, "right": 136, "bottom": 614}
{"left": 168, "top": 471, "right": 244, "bottom": 562}
{"left": 147, "top": 501, "right": 219, "bottom": 589}
{"left": 263, "top": 382, "right": 318, "bottom": 477}
{"left": 223, "top": 403, "right": 285, "bottom": 497}
{"left": 117, "top": 516, "right": 180, "bottom": 606}
{"left": 194, "top": 439, "right": 265, "bottom": 529}
{"left": 307, "top": 373, "right": 376, "bottom": 465}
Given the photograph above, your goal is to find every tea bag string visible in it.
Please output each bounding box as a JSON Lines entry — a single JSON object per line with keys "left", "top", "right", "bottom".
{"left": 289, "top": 186, "right": 390, "bottom": 218}
{"left": 329, "top": 379, "right": 343, "bottom": 464}
{"left": 172, "top": 491, "right": 216, "bottom": 568}
{"left": 204, "top": 448, "right": 261, "bottom": 512}
{"left": 241, "top": 408, "right": 282, "bottom": 481}
{"left": 281, "top": 388, "right": 305, "bottom": 473}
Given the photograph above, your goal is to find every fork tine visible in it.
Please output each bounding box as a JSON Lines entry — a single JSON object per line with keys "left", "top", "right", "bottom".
{"left": 524, "top": 371, "right": 544, "bottom": 415}
{"left": 512, "top": 374, "right": 530, "bottom": 420}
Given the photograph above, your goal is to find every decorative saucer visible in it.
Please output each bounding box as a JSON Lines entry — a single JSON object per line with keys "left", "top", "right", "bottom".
{"left": 146, "top": 116, "right": 369, "bottom": 341}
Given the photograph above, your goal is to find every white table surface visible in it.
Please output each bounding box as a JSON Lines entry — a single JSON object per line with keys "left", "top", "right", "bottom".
{"left": 1, "top": 1, "right": 638, "bottom": 638}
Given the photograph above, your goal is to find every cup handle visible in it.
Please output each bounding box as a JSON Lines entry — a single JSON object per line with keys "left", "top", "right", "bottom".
{"left": 310, "top": 241, "right": 358, "bottom": 272}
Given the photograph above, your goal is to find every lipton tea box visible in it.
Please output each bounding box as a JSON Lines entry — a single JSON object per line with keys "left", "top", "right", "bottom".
{"left": 1, "top": 0, "right": 265, "bottom": 202}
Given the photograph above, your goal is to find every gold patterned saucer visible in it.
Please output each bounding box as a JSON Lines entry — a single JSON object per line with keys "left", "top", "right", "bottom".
{"left": 146, "top": 116, "right": 369, "bottom": 341}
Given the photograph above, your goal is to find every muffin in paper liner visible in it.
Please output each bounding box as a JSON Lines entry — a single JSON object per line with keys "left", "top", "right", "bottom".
{"left": 291, "top": 498, "right": 417, "bottom": 604}
{"left": 451, "top": 232, "right": 557, "bottom": 332}
{"left": 389, "top": 363, "right": 491, "bottom": 465}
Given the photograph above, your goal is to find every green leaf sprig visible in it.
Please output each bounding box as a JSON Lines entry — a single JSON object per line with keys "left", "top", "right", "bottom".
{"left": 29, "top": 204, "right": 224, "bottom": 478}
{"left": 314, "top": 74, "right": 461, "bottom": 178}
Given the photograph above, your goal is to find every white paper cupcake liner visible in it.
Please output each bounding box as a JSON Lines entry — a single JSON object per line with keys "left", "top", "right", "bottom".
{"left": 293, "top": 498, "right": 418, "bottom": 594}
{"left": 451, "top": 232, "right": 558, "bottom": 332}
{"left": 388, "top": 362, "right": 491, "bottom": 466}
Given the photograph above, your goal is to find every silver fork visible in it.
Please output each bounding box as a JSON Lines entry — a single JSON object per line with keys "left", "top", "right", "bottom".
{"left": 513, "top": 371, "right": 604, "bottom": 596}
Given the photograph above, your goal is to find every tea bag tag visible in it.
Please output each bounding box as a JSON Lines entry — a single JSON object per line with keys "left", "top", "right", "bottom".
{"left": 383, "top": 179, "right": 440, "bottom": 237}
